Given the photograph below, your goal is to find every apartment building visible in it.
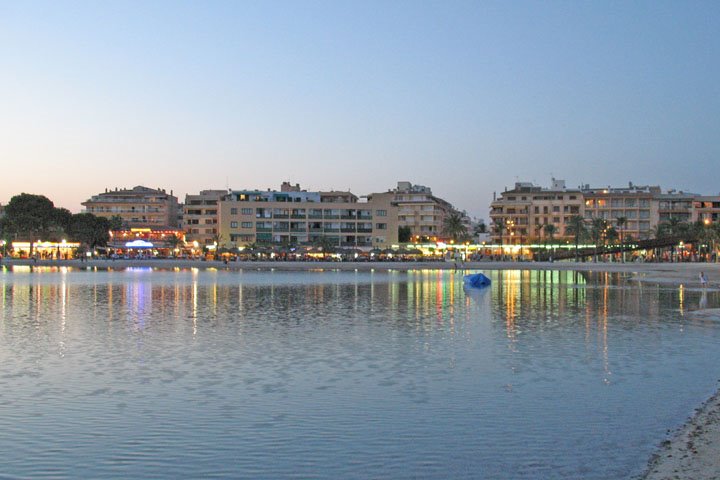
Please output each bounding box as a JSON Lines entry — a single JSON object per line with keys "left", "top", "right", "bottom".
{"left": 217, "top": 184, "right": 398, "bottom": 248}
{"left": 657, "top": 191, "right": 697, "bottom": 224}
{"left": 582, "top": 183, "right": 660, "bottom": 240}
{"left": 489, "top": 179, "right": 583, "bottom": 244}
{"left": 183, "top": 190, "right": 226, "bottom": 247}
{"left": 691, "top": 196, "right": 720, "bottom": 225}
{"left": 392, "top": 181, "right": 456, "bottom": 241}
{"left": 491, "top": 179, "right": 707, "bottom": 244}
{"left": 82, "top": 186, "right": 180, "bottom": 229}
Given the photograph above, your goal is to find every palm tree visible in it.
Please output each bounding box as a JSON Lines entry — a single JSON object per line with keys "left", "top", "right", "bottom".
{"left": 565, "top": 215, "right": 587, "bottom": 263}
{"left": 167, "top": 234, "right": 183, "bottom": 257}
{"left": 211, "top": 233, "right": 225, "bottom": 259}
{"left": 590, "top": 218, "right": 608, "bottom": 262}
{"left": 655, "top": 217, "right": 688, "bottom": 262}
{"left": 615, "top": 216, "right": 627, "bottom": 262}
{"left": 442, "top": 211, "right": 469, "bottom": 243}
{"left": 543, "top": 223, "right": 557, "bottom": 243}
{"left": 493, "top": 218, "right": 505, "bottom": 259}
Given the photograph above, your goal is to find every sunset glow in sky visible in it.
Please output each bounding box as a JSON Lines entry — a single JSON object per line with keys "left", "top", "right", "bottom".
{"left": 1, "top": 1, "right": 718, "bottom": 218}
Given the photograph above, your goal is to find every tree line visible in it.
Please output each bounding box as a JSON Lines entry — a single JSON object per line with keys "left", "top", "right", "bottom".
{"left": 0, "top": 193, "right": 122, "bottom": 256}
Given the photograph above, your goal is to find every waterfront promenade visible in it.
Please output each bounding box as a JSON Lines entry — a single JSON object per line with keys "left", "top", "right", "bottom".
{"left": 2, "top": 258, "right": 719, "bottom": 478}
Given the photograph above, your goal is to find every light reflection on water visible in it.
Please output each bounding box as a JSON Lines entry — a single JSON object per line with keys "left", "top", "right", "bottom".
{"left": 1, "top": 267, "right": 720, "bottom": 479}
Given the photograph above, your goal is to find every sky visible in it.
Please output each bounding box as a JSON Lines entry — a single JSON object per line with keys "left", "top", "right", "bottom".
{"left": 1, "top": 0, "right": 718, "bottom": 219}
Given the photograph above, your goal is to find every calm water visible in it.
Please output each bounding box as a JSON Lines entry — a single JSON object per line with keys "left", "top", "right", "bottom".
{"left": 1, "top": 266, "right": 720, "bottom": 479}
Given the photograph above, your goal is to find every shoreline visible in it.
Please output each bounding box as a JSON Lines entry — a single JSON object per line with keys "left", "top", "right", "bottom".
{"left": 641, "top": 390, "right": 720, "bottom": 480}
{"left": 3, "top": 258, "right": 720, "bottom": 478}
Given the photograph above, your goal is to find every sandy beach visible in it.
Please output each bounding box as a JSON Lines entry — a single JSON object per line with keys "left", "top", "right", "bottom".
{"left": 3, "top": 258, "right": 720, "bottom": 478}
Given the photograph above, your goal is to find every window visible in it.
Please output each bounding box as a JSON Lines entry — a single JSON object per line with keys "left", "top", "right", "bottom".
{"left": 241, "top": 208, "right": 253, "bottom": 215}
{"left": 230, "top": 208, "right": 238, "bottom": 215}
{"left": 241, "top": 222, "right": 253, "bottom": 228}
{"left": 376, "top": 223, "right": 387, "bottom": 230}
{"left": 230, "top": 221, "right": 238, "bottom": 228}
{"left": 376, "top": 210, "right": 387, "bottom": 217}
{"left": 552, "top": 206, "right": 560, "bottom": 213}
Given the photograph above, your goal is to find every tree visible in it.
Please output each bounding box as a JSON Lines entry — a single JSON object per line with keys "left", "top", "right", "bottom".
{"left": 493, "top": 218, "right": 505, "bottom": 258}
{"left": 66, "top": 213, "right": 111, "bottom": 250}
{"left": 590, "top": 218, "right": 608, "bottom": 262}
{"left": 615, "top": 216, "right": 627, "bottom": 262}
{"left": 442, "top": 211, "right": 469, "bottom": 242}
{"left": 565, "top": 215, "right": 587, "bottom": 263}
{"left": 543, "top": 223, "right": 557, "bottom": 243}
{"left": 493, "top": 218, "right": 505, "bottom": 244}
{"left": 313, "top": 235, "right": 336, "bottom": 258}
{"left": 654, "top": 217, "right": 689, "bottom": 262}
{"left": 166, "top": 234, "right": 183, "bottom": 257}
{"left": 398, "top": 226, "right": 412, "bottom": 243}
{"left": 4, "top": 193, "right": 61, "bottom": 256}
{"left": 109, "top": 215, "right": 124, "bottom": 231}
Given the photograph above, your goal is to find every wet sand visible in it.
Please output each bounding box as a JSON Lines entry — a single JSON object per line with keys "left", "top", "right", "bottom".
{"left": 3, "top": 258, "right": 720, "bottom": 478}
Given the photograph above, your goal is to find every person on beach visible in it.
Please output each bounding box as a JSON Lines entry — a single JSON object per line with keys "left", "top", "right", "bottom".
{"left": 700, "top": 272, "right": 708, "bottom": 287}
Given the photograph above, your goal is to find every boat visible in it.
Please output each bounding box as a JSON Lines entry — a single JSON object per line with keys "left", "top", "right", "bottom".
{"left": 463, "top": 272, "right": 491, "bottom": 288}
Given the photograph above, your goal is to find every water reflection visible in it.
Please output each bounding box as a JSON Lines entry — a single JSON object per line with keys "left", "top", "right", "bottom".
{"left": 1, "top": 268, "right": 720, "bottom": 479}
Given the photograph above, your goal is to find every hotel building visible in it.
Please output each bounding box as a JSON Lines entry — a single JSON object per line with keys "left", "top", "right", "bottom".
{"left": 217, "top": 183, "right": 398, "bottom": 248}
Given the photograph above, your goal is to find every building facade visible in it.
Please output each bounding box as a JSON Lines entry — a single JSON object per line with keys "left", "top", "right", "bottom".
{"left": 489, "top": 179, "right": 583, "bottom": 244}
{"left": 82, "top": 186, "right": 180, "bottom": 229}
{"left": 691, "top": 196, "right": 720, "bottom": 225}
{"left": 183, "top": 190, "right": 226, "bottom": 247}
{"left": 490, "top": 179, "right": 705, "bottom": 244}
{"left": 392, "top": 181, "right": 456, "bottom": 241}
{"left": 217, "top": 184, "right": 398, "bottom": 248}
{"left": 582, "top": 183, "right": 660, "bottom": 240}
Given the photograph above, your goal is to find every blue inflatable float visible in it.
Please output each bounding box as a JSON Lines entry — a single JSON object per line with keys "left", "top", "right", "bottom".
{"left": 463, "top": 272, "right": 492, "bottom": 288}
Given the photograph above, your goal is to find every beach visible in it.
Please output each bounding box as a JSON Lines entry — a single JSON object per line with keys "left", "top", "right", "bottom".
{"left": 3, "top": 258, "right": 720, "bottom": 478}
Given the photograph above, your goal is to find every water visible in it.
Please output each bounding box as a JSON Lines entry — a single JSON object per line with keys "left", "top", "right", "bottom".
{"left": 1, "top": 266, "right": 719, "bottom": 479}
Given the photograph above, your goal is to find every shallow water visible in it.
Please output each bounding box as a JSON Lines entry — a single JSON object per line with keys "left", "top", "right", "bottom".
{"left": 1, "top": 267, "right": 719, "bottom": 479}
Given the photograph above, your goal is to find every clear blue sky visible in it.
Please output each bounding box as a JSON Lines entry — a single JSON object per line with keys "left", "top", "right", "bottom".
{"left": 1, "top": 0, "right": 718, "bottom": 219}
